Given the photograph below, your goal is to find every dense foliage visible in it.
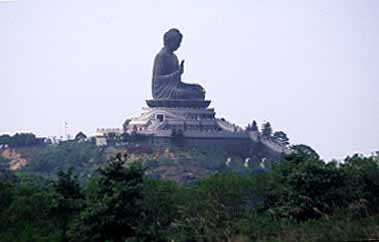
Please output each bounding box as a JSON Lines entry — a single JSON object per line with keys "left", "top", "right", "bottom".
{"left": 0, "top": 150, "right": 379, "bottom": 242}
{"left": 0, "top": 133, "right": 45, "bottom": 148}
{"left": 24, "top": 141, "right": 104, "bottom": 176}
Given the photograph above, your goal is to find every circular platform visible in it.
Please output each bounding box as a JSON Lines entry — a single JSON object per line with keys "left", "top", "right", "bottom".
{"left": 146, "top": 99, "right": 211, "bottom": 108}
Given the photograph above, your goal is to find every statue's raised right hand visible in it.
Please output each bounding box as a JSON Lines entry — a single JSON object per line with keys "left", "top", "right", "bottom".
{"left": 180, "top": 60, "right": 185, "bottom": 74}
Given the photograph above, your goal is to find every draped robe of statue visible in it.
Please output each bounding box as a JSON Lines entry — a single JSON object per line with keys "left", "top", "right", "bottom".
{"left": 152, "top": 47, "right": 205, "bottom": 100}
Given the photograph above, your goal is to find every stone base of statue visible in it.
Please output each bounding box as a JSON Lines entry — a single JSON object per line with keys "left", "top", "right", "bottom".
{"left": 123, "top": 97, "right": 289, "bottom": 157}
{"left": 126, "top": 99, "right": 248, "bottom": 140}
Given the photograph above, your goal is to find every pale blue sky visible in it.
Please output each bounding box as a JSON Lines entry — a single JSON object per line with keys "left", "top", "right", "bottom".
{"left": 1, "top": 0, "right": 378, "bottom": 160}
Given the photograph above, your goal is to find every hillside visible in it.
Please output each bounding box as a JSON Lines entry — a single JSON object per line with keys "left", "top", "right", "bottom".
{"left": 0, "top": 137, "right": 283, "bottom": 184}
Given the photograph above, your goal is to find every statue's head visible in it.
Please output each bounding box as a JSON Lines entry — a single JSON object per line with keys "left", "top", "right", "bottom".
{"left": 163, "top": 28, "right": 182, "bottom": 52}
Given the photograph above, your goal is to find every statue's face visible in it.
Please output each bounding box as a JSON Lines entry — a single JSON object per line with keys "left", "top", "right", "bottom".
{"left": 167, "top": 36, "right": 182, "bottom": 52}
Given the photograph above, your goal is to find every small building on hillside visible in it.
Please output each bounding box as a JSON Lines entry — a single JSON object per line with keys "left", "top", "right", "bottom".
{"left": 75, "top": 131, "right": 87, "bottom": 142}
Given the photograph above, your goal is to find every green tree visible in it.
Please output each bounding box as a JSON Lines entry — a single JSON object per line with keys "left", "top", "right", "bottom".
{"left": 0, "top": 134, "right": 11, "bottom": 146}
{"left": 291, "top": 144, "right": 320, "bottom": 160}
{"left": 136, "top": 179, "right": 182, "bottom": 242}
{"left": 0, "top": 179, "right": 16, "bottom": 228}
{"left": 0, "top": 156, "right": 9, "bottom": 169}
{"left": 340, "top": 154, "right": 379, "bottom": 214}
{"left": 262, "top": 152, "right": 345, "bottom": 221}
{"left": 251, "top": 120, "right": 258, "bottom": 131}
{"left": 261, "top": 122, "right": 273, "bottom": 138}
{"left": 52, "top": 168, "right": 83, "bottom": 242}
{"left": 123, "top": 119, "right": 131, "bottom": 132}
{"left": 2, "top": 133, "right": 45, "bottom": 148}
{"left": 1, "top": 179, "right": 59, "bottom": 242}
{"left": 272, "top": 131, "right": 290, "bottom": 146}
{"left": 70, "top": 155, "right": 144, "bottom": 242}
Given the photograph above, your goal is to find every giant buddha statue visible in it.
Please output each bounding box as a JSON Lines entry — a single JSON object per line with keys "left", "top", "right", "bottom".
{"left": 148, "top": 29, "right": 209, "bottom": 108}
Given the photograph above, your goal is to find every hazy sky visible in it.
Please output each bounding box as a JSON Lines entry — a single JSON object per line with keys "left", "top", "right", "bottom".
{"left": 1, "top": 0, "right": 378, "bottom": 160}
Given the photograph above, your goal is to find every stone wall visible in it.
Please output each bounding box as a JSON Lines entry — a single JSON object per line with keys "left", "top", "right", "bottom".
{"left": 151, "top": 135, "right": 252, "bottom": 157}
